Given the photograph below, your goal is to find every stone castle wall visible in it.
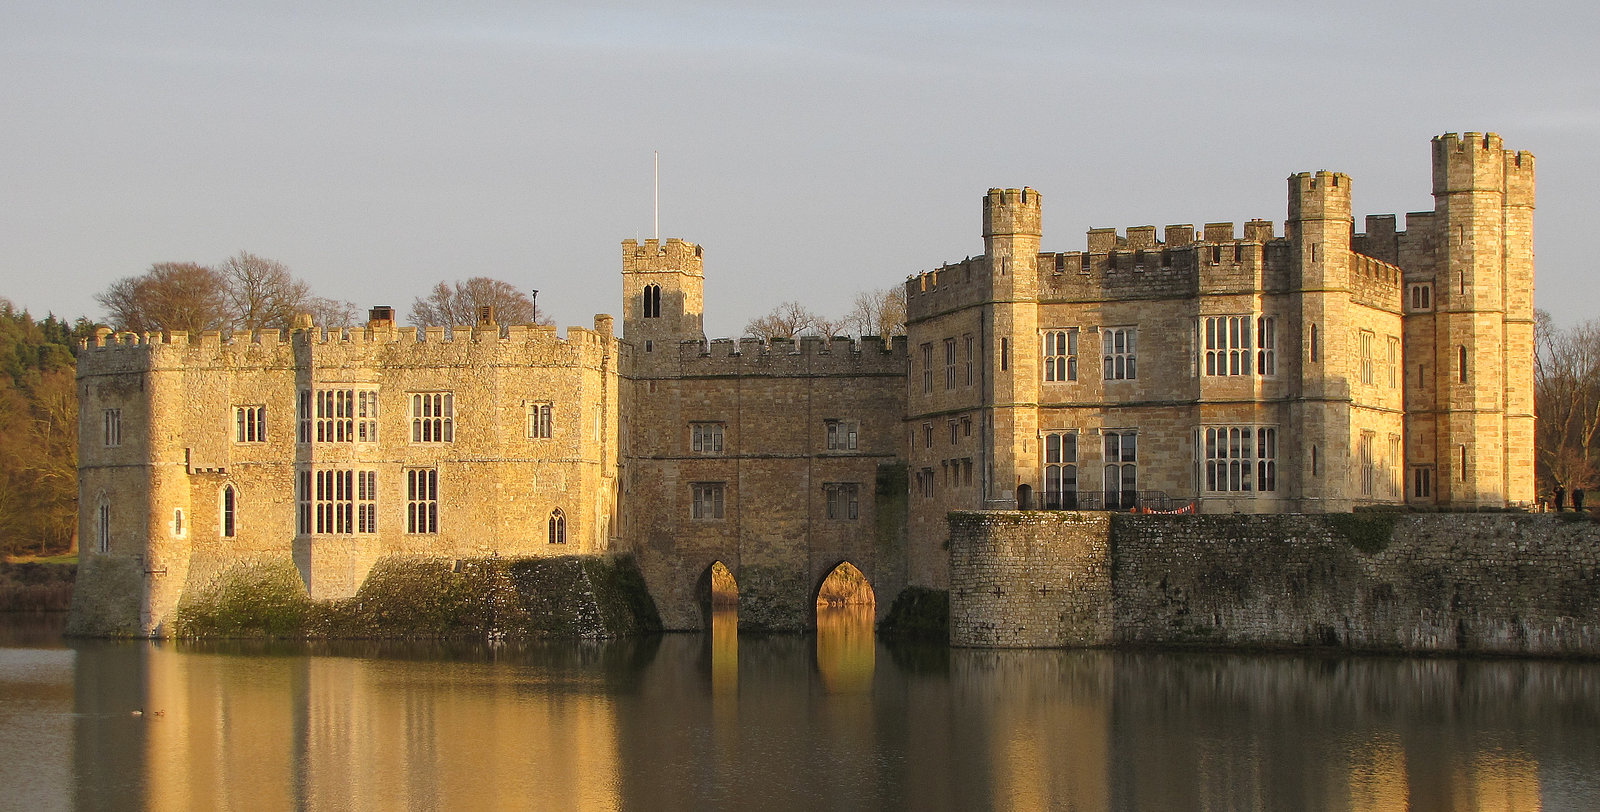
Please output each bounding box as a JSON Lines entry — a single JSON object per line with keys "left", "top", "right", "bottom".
{"left": 74, "top": 318, "right": 623, "bottom": 635}
{"left": 625, "top": 335, "right": 909, "bottom": 631}
{"left": 950, "top": 511, "right": 1600, "bottom": 655}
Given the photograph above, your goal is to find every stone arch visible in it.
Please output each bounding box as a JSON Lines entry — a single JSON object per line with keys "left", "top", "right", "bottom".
{"left": 695, "top": 560, "right": 739, "bottom": 630}
{"left": 1017, "top": 483, "right": 1033, "bottom": 510}
{"left": 814, "top": 561, "right": 876, "bottom": 611}
{"left": 548, "top": 508, "right": 566, "bottom": 545}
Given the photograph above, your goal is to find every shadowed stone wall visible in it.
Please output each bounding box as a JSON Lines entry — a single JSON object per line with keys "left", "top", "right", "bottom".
{"left": 950, "top": 512, "right": 1600, "bottom": 655}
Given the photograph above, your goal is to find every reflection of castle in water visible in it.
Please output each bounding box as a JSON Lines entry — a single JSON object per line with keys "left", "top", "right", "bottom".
{"left": 69, "top": 639, "right": 1599, "bottom": 809}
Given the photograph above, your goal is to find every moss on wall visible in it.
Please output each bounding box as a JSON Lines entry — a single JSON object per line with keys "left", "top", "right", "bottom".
{"left": 879, "top": 586, "right": 949, "bottom": 641}
{"left": 1325, "top": 512, "right": 1399, "bottom": 553}
{"left": 166, "top": 554, "right": 661, "bottom": 640}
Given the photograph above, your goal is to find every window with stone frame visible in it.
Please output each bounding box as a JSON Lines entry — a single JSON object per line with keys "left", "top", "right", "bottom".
{"left": 410, "top": 392, "right": 454, "bottom": 443}
{"left": 921, "top": 343, "right": 933, "bottom": 393}
{"left": 96, "top": 501, "right": 110, "bottom": 553}
{"left": 527, "top": 402, "right": 552, "bottom": 439}
{"left": 1043, "top": 431, "right": 1078, "bottom": 509}
{"left": 1102, "top": 328, "right": 1137, "bottom": 380}
{"left": 548, "top": 508, "right": 566, "bottom": 544}
{"left": 825, "top": 483, "right": 859, "bottom": 520}
{"left": 691, "top": 422, "right": 725, "bottom": 454}
{"left": 1044, "top": 328, "right": 1078, "bottom": 382}
{"left": 103, "top": 409, "right": 121, "bottom": 447}
{"left": 221, "top": 485, "right": 237, "bottom": 538}
{"left": 964, "top": 334, "right": 975, "bottom": 385}
{"left": 1386, "top": 337, "right": 1400, "bottom": 388}
{"left": 1103, "top": 431, "right": 1137, "bottom": 508}
{"left": 915, "top": 468, "right": 935, "bottom": 498}
{"left": 1359, "top": 431, "right": 1376, "bottom": 496}
{"left": 305, "top": 388, "right": 378, "bottom": 443}
{"left": 234, "top": 405, "right": 266, "bottom": 443}
{"left": 944, "top": 338, "right": 957, "bottom": 390}
{"left": 1203, "top": 426, "right": 1276, "bottom": 493}
{"left": 826, "top": 420, "right": 858, "bottom": 451}
{"left": 692, "top": 483, "right": 725, "bottom": 520}
{"left": 1413, "top": 466, "right": 1433, "bottom": 499}
{"left": 1203, "top": 317, "right": 1254, "bottom": 376}
{"left": 1388, "top": 434, "right": 1403, "bottom": 497}
{"left": 1360, "top": 330, "right": 1376, "bottom": 385}
{"left": 406, "top": 468, "right": 438, "bottom": 534}
{"left": 296, "top": 469, "right": 377, "bottom": 535}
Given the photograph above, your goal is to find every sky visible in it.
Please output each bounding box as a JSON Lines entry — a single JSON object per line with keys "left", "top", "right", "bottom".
{"left": 3, "top": 1, "right": 1598, "bottom": 337}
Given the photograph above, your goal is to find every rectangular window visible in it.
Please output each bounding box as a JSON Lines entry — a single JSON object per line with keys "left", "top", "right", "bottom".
{"left": 825, "top": 483, "right": 860, "bottom": 520}
{"left": 1203, "top": 317, "right": 1253, "bottom": 376}
{"left": 1203, "top": 427, "right": 1276, "bottom": 493}
{"left": 826, "top": 420, "right": 859, "bottom": 451}
{"left": 1257, "top": 317, "right": 1276, "bottom": 376}
{"left": 916, "top": 468, "right": 935, "bottom": 498}
{"left": 923, "top": 423, "right": 933, "bottom": 448}
{"left": 1413, "top": 466, "right": 1433, "bottom": 498}
{"left": 1102, "top": 328, "right": 1137, "bottom": 380}
{"left": 921, "top": 343, "right": 933, "bottom": 393}
{"left": 964, "top": 334, "right": 974, "bottom": 385}
{"left": 1103, "top": 431, "right": 1137, "bottom": 509}
{"left": 310, "top": 388, "right": 378, "bottom": 443}
{"left": 96, "top": 502, "right": 110, "bottom": 553}
{"left": 1044, "top": 329, "right": 1079, "bottom": 382}
{"left": 1360, "top": 431, "right": 1376, "bottom": 496}
{"left": 103, "top": 409, "right": 121, "bottom": 447}
{"left": 1386, "top": 337, "right": 1399, "bottom": 388}
{"left": 691, "top": 422, "right": 725, "bottom": 454}
{"left": 963, "top": 458, "right": 973, "bottom": 486}
{"left": 1409, "top": 283, "right": 1433, "bottom": 311}
{"left": 1388, "top": 434, "right": 1402, "bottom": 497}
{"left": 234, "top": 405, "right": 266, "bottom": 443}
{"left": 1360, "top": 330, "right": 1375, "bottom": 385}
{"left": 309, "top": 469, "right": 375, "bottom": 535}
{"left": 949, "top": 420, "right": 959, "bottom": 445}
{"left": 692, "top": 483, "right": 725, "bottom": 520}
{"left": 1001, "top": 338, "right": 1010, "bottom": 371}
{"left": 296, "top": 470, "right": 311, "bottom": 535}
{"left": 1043, "top": 431, "right": 1078, "bottom": 509}
{"left": 961, "top": 416, "right": 972, "bottom": 437}
{"left": 527, "top": 402, "right": 552, "bottom": 439}
{"left": 410, "top": 392, "right": 454, "bottom": 443}
{"left": 298, "top": 390, "right": 312, "bottom": 444}
{"left": 406, "top": 468, "right": 438, "bottom": 534}
{"left": 944, "top": 338, "right": 957, "bottom": 390}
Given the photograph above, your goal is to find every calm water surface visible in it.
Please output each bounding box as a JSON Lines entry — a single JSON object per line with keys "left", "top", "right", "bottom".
{"left": 3, "top": 608, "right": 1600, "bottom": 811}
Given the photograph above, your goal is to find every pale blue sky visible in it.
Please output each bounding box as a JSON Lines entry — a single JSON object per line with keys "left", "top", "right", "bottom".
{"left": 4, "top": 1, "right": 1597, "bottom": 335}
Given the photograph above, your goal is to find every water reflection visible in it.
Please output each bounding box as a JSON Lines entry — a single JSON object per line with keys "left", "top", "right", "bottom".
{"left": 3, "top": 620, "right": 1600, "bottom": 810}
{"left": 816, "top": 604, "right": 874, "bottom": 694}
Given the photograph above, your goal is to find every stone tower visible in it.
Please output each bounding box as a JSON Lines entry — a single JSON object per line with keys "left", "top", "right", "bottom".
{"left": 1287, "top": 171, "right": 1355, "bottom": 511}
{"left": 982, "top": 188, "right": 1041, "bottom": 508}
{"left": 1419, "top": 132, "right": 1536, "bottom": 506}
{"left": 621, "top": 238, "right": 706, "bottom": 371}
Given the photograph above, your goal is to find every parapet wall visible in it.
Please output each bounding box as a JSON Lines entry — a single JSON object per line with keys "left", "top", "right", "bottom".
{"left": 949, "top": 512, "right": 1600, "bottom": 656}
{"left": 78, "top": 318, "right": 620, "bottom": 374}
{"left": 662, "top": 334, "right": 908, "bottom": 378}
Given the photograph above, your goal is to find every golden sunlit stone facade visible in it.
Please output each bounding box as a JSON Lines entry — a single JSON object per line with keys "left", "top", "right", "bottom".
{"left": 905, "top": 132, "right": 1534, "bottom": 582}
{"left": 72, "top": 132, "right": 1533, "bottom": 634}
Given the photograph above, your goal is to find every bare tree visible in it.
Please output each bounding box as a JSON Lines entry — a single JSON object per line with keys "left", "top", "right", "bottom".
{"left": 409, "top": 278, "right": 547, "bottom": 326}
{"left": 845, "top": 286, "right": 907, "bottom": 338}
{"left": 1536, "top": 309, "right": 1600, "bottom": 492}
{"left": 744, "top": 301, "right": 819, "bottom": 341}
{"left": 96, "top": 262, "right": 231, "bottom": 334}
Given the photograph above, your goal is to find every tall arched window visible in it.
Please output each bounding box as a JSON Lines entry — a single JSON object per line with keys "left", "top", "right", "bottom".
{"left": 96, "top": 500, "right": 110, "bottom": 554}
{"left": 221, "top": 485, "right": 237, "bottom": 538}
{"left": 548, "top": 509, "right": 567, "bottom": 545}
{"left": 642, "top": 285, "right": 662, "bottom": 319}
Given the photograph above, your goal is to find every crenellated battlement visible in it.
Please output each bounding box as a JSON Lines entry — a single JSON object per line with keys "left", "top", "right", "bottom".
{"left": 1287, "top": 171, "right": 1352, "bottom": 222}
{"left": 622, "top": 237, "right": 704, "bottom": 276}
{"left": 669, "top": 333, "right": 907, "bottom": 377}
{"left": 78, "top": 317, "right": 621, "bottom": 378}
{"left": 982, "top": 187, "right": 1042, "bottom": 238}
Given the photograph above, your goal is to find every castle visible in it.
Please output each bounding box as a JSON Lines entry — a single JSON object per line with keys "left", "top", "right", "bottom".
{"left": 73, "top": 132, "right": 1535, "bottom": 635}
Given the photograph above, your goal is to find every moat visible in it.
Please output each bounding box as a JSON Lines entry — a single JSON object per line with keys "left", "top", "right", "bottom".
{"left": 4, "top": 611, "right": 1600, "bottom": 810}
